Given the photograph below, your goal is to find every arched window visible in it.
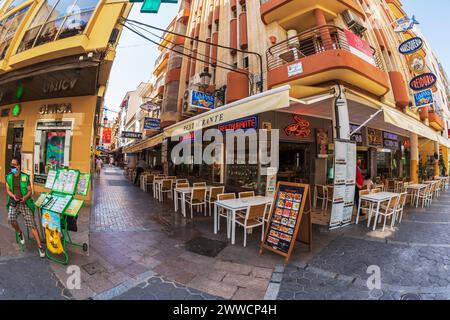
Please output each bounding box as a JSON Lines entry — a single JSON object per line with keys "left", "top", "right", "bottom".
{"left": 18, "top": 0, "right": 98, "bottom": 53}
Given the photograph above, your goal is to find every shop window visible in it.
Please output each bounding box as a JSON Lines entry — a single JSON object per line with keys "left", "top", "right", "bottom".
{"left": 17, "top": 0, "right": 99, "bottom": 53}
{"left": 34, "top": 121, "right": 72, "bottom": 180}
{"left": 0, "top": 5, "right": 30, "bottom": 60}
{"left": 5, "top": 0, "right": 27, "bottom": 13}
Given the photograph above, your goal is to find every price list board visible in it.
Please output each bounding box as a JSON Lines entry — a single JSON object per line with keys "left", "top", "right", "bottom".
{"left": 52, "top": 169, "right": 80, "bottom": 195}
{"left": 260, "top": 182, "right": 310, "bottom": 264}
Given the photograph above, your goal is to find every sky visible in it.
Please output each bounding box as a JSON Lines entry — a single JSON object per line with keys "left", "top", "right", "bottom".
{"left": 104, "top": 1, "right": 450, "bottom": 119}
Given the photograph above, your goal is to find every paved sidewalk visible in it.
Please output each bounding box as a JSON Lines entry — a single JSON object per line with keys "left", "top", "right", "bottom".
{"left": 3, "top": 166, "right": 450, "bottom": 300}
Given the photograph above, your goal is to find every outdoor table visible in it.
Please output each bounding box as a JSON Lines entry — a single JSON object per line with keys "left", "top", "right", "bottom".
{"left": 174, "top": 186, "right": 213, "bottom": 217}
{"left": 406, "top": 184, "right": 428, "bottom": 208}
{"left": 356, "top": 192, "right": 400, "bottom": 230}
{"left": 214, "top": 196, "right": 273, "bottom": 245}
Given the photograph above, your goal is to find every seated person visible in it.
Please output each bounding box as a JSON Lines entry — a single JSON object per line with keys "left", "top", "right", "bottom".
{"left": 363, "top": 174, "right": 374, "bottom": 191}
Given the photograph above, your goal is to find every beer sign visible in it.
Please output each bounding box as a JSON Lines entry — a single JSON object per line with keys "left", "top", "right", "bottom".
{"left": 399, "top": 37, "right": 423, "bottom": 55}
{"left": 410, "top": 73, "right": 437, "bottom": 91}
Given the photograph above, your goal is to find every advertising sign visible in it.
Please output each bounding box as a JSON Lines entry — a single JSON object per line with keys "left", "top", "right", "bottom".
{"left": 394, "top": 15, "right": 419, "bottom": 33}
{"left": 191, "top": 90, "right": 215, "bottom": 110}
{"left": 367, "top": 128, "right": 383, "bottom": 147}
{"left": 410, "top": 73, "right": 437, "bottom": 91}
{"left": 218, "top": 116, "right": 258, "bottom": 133}
{"left": 102, "top": 127, "right": 111, "bottom": 144}
{"left": 260, "top": 182, "right": 310, "bottom": 264}
{"left": 144, "top": 117, "right": 161, "bottom": 130}
{"left": 344, "top": 29, "right": 375, "bottom": 66}
{"left": 409, "top": 54, "right": 426, "bottom": 74}
{"left": 121, "top": 131, "right": 143, "bottom": 139}
{"left": 42, "top": 209, "right": 61, "bottom": 233}
{"left": 399, "top": 37, "right": 423, "bottom": 55}
{"left": 414, "top": 89, "right": 434, "bottom": 108}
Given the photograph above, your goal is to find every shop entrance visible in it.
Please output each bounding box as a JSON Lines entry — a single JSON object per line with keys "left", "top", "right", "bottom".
{"left": 278, "top": 141, "right": 313, "bottom": 183}
{"left": 5, "top": 121, "right": 24, "bottom": 170}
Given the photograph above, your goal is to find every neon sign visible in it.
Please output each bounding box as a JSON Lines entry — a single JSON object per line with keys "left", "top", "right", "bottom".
{"left": 284, "top": 115, "right": 311, "bottom": 138}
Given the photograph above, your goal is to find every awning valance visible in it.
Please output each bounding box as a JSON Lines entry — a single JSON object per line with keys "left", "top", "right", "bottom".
{"left": 123, "top": 133, "right": 164, "bottom": 153}
{"left": 382, "top": 106, "right": 439, "bottom": 142}
{"left": 163, "top": 85, "right": 291, "bottom": 138}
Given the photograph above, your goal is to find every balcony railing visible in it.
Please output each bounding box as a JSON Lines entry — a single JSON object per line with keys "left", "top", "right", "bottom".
{"left": 266, "top": 25, "right": 384, "bottom": 72}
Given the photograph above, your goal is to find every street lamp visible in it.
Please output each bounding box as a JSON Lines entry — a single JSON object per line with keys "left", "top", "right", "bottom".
{"left": 200, "top": 67, "right": 212, "bottom": 92}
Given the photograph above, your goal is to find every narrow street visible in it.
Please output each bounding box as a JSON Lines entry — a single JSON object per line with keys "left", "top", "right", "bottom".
{"left": 2, "top": 166, "right": 450, "bottom": 300}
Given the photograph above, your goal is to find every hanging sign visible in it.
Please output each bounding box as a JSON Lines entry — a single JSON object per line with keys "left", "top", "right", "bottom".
{"left": 344, "top": 29, "right": 376, "bottom": 66}
{"left": 144, "top": 117, "right": 161, "bottom": 130}
{"left": 398, "top": 37, "right": 423, "bottom": 55}
{"left": 102, "top": 127, "right": 111, "bottom": 144}
{"left": 260, "top": 182, "right": 311, "bottom": 264}
{"left": 121, "top": 131, "right": 143, "bottom": 139}
{"left": 394, "top": 15, "right": 419, "bottom": 33}
{"left": 410, "top": 73, "right": 437, "bottom": 91}
{"left": 414, "top": 89, "right": 434, "bottom": 108}
{"left": 409, "top": 54, "right": 426, "bottom": 74}
{"left": 191, "top": 90, "right": 215, "bottom": 110}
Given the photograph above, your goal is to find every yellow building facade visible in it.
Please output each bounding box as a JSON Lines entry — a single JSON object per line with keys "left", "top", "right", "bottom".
{"left": 0, "top": 0, "right": 132, "bottom": 200}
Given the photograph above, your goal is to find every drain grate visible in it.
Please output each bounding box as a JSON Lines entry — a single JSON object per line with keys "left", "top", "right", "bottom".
{"left": 185, "top": 237, "right": 227, "bottom": 257}
{"left": 82, "top": 262, "right": 106, "bottom": 275}
{"left": 400, "top": 293, "right": 421, "bottom": 300}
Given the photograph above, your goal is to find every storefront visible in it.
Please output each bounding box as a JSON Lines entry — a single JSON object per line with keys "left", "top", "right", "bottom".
{"left": 0, "top": 62, "right": 100, "bottom": 201}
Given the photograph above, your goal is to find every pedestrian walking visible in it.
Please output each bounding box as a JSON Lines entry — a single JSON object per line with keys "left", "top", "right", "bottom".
{"left": 96, "top": 157, "right": 103, "bottom": 177}
{"left": 6, "top": 157, "right": 45, "bottom": 257}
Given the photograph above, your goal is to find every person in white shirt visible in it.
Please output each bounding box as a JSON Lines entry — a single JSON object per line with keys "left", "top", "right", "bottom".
{"left": 134, "top": 159, "right": 147, "bottom": 185}
{"left": 95, "top": 157, "right": 103, "bottom": 176}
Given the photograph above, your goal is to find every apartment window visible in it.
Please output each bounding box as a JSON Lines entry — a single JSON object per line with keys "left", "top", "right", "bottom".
{"left": 243, "top": 56, "right": 249, "bottom": 69}
{"left": 215, "top": 21, "right": 219, "bottom": 31}
{"left": 241, "top": 4, "right": 246, "bottom": 12}
{"left": 231, "top": 9, "right": 237, "bottom": 19}
{"left": 0, "top": 5, "right": 30, "bottom": 60}
{"left": 17, "top": 0, "right": 99, "bottom": 53}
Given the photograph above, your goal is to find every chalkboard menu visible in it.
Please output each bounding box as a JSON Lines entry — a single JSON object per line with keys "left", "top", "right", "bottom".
{"left": 260, "top": 182, "right": 310, "bottom": 263}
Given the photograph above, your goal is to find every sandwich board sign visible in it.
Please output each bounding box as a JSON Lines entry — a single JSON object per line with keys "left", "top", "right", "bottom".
{"left": 260, "top": 182, "right": 311, "bottom": 264}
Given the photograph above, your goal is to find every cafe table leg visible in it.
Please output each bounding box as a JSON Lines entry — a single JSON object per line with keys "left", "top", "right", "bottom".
{"left": 174, "top": 190, "right": 178, "bottom": 212}
{"left": 356, "top": 197, "right": 362, "bottom": 225}
{"left": 214, "top": 203, "right": 218, "bottom": 234}
{"left": 372, "top": 202, "right": 381, "bottom": 231}
{"left": 181, "top": 192, "right": 186, "bottom": 217}
{"left": 232, "top": 209, "right": 236, "bottom": 245}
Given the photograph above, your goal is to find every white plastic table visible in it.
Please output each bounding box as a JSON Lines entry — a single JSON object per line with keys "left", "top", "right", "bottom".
{"left": 406, "top": 184, "right": 427, "bottom": 208}
{"left": 174, "top": 186, "right": 212, "bottom": 217}
{"left": 356, "top": 192, "right": 400, "bottom": 230}
{"left": 214, "top": 196, "right": 273, "bottom": 245}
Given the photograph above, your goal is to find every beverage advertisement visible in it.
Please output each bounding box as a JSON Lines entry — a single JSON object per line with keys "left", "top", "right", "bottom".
{"left": 46, "top": 131, "right": 65, "bottom": 169}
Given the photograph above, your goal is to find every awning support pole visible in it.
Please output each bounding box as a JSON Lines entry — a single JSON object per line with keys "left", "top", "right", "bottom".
{"left": 348, "top": 109, "right": 383, "bottom": 138}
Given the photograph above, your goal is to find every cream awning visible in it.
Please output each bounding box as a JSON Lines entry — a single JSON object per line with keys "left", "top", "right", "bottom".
{"left": 163, "top": 85, "right": 291, "bottom": 138}
{"left": 382, "top": 106, "right": 439, "bottom": 142}
{"left": 123, "top": 133, "right": 164, "bottom": 153}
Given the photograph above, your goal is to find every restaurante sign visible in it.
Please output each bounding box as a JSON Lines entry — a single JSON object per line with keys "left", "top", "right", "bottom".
{"left": 398, "top": 37, "right": 423, "bottom": 55}
{"left": 410, "top": 73, "right": 437, "bottom": 91}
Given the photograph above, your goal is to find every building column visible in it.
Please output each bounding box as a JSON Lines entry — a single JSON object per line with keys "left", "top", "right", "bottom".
{"left": 434, "top": 141, "right": 440, "bottom": 177}
{"left": 314, "top": 9, "right": 333, "bottom": 51}
{"left": 410, "top": 132, "right": 419, "bottom": 182}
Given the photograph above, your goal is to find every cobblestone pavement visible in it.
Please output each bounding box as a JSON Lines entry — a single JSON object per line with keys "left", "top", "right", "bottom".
{"left": 278, "top": 193, "right": 450, "bottom": 300}
{"left": 3, "top": 166, "right": 450, "bottom": 300}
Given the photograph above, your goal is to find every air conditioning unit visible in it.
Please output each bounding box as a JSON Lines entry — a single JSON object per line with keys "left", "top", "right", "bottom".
{"left": 343, "top": 10, "right": 367, "bottom": 34}
{"left": 181, "top": 89, "right": 197, "bottom": 115}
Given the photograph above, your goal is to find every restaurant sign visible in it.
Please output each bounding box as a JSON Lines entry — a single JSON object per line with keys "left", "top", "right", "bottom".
{"left": 218, "top": 116, "right": 258, "bottom": 133}
{"left": 414, "top": 89, "right": 434, "bottom": 108}
{"left": 191, "top": 90, "right": 215, "bottom": 110}
{"left": 398, "top": 37, "right": 423, "bottom": 55}
{"left": 121, "top": 131, "right": 142, "bottom": 139}
{"left": 143, "top": 117, "right": 161, "bottom": 130}
{"left": 410, "top": 73, "right": 437, "bottom": 91}
{"left": 409, "top": 54, "right": 426, "bottom": 74}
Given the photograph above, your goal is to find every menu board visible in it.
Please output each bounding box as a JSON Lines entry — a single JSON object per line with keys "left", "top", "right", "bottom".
{"left": 76, "top": 173, "right": 91, "bottom": 196}
{"left": 64, "top": 199, "right": 84, "bottom": 217}
{"left": 52, "top": 169, "right": 80, "bottom": 195}
{"left": 45, "top": 169, "right": 58, "bottom": 189}
{"left": 330, "top": 140, "right": 356, "bottom": 229}
{"left": 260, "top": 182, "right": 310, "bottom": 264}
